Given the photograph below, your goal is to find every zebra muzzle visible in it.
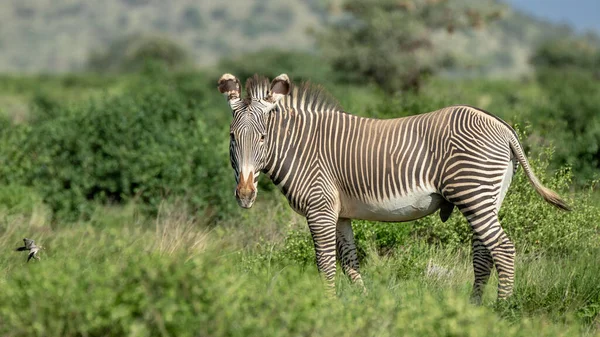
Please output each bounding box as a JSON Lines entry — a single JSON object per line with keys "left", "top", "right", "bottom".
{"left": 235, "top": 171, "right": 256, "bottom": 208}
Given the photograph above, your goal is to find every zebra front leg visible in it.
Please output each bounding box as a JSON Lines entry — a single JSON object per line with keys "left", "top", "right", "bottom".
{"left": 471, "top": 235, "right": 494, "bottom": 304}
{"left": 307, "top": 210, "right": 338, "bottom": 295}
{"left": 336, "top": 218, "right": 366, "bottom": 292}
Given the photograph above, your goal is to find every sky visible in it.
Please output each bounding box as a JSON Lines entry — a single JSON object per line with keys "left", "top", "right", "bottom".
{"left": 502, "top": 0, "right": 600, "bottom": 34}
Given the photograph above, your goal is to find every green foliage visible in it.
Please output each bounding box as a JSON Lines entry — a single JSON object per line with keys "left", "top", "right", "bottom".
{"left": 527, "top": 36, "right": 600, "bottom": 183}
{"left": 0, "top": 216, "right": 591, "bottom": 336}
{"left": 317, "top": 0, "right": 501, "bottom": 92}
{"left": 0, "top": 71, "right": 234, "bottom": 221}
{"left": 87, "top": 34, "right": 192, "bottom": 73}
{"left": 352, "top": 220, "right": 413, "bottom": 258}
{"left": 179, "top": 6, "right": 205, "bottom": 30}
{"left": 531, "top": 38, "right": 600, "bottom": 70}
{"left": 0, "top": 184, "right": 47, "bottom": 216}
{"left": 496, "top": 146, "right": 598, "bottom": 255}
{"left": 277, "top": 229, "right": 316, "bottom": 265}
{"left": 217, "top": 50, "right": 333, "bottom": 85}
{"left": 532, "top": 69, "right": 600, "bottom": 183}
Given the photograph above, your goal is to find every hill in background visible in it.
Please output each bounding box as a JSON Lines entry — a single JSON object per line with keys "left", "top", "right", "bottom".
{"left": 0, "top": 0, "right": 589, "bottom": 76}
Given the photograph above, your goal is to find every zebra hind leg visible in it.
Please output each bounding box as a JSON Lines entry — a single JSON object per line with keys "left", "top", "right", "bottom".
{"left": 490, "top": 228, "right": 516, "bottom": 300}
{"left": 462, "top": 210, "right": 515, "bottom": 301}
{"left": 470, "top": 235, "right": 494, "bottom": 304}
{"left": 335, "top": 218, "right": 366, "bottom": 292}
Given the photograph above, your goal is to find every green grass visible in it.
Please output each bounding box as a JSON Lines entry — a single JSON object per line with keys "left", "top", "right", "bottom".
{"left": 0, "top": 68, "right": 599, "bottom": 336}
{"left": 0, "top": 199, "right": 599, "bottom": 336}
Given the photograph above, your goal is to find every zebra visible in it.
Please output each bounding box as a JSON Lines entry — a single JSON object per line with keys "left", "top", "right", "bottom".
{"left": 217, "top": 73, "right": 570, "bottom": 302}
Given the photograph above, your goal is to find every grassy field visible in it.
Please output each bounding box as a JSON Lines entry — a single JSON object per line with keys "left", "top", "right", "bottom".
{"left": 0, "top": 68, "right": 599, "bottom": 335}
{"left": 0, "top": 196, "right": 599, "bottom": 336}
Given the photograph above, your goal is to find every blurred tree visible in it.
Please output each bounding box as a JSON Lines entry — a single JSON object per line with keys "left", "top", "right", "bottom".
{"left": 120, "top": 0, "right": 151, "bottom": 6}
{"left": 530, "top": 37, "right": 600, "bottom": 184}
{"left": 531, "top": 37, "right": 600, "bottom": 75}
{"left": 87, "top": 34, "right": 192, "bottom": 73}
{"left": 180, "top": 6, "right": 205, "bottom": 30}
{"left": 317, "top": 0, "right": 502, "bottom": 93}
{"left": 242, "top": 2, "right": 294, "bottom": 38}
{"left": 217, "top": 50, "right": 332, "bottom": 84}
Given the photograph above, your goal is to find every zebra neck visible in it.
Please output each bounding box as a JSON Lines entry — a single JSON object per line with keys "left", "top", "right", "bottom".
{"left": 263, "top": 108, "right": 361, "bottom": 194}
{"left": 262, "top": 108, "right": 344, "bottom": 193}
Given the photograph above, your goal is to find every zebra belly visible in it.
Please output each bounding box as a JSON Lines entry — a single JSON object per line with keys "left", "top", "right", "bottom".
{"left": 338, "top": 188, "right": 444, "bottom": 222}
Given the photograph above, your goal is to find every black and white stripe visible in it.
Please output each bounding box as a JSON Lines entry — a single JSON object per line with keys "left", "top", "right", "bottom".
{"left": 219, "top": 74, "right": 570, "bottom": 301}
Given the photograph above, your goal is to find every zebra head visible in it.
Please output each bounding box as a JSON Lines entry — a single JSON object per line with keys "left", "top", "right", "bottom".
{"left": 218, "top": 73, "right": 291, "bottom": 208}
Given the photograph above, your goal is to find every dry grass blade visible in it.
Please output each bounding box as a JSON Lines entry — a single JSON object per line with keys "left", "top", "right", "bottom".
{"left": 153, "top": 202, "right": 211, "bottom": 259}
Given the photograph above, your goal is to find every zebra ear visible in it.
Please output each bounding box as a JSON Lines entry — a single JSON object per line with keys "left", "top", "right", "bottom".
{"left": 267, "top": 74, "right": 291, "bottom": 103}
{"left": 218, "top": 73, "right": 242, "bottom": 104}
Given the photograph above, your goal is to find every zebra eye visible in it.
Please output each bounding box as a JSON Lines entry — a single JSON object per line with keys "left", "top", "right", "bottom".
{"left": 230, "top": 132, "right": 235, "bottom": 142}
{"left": 260, "top": 134, "right": 266, "bottom": 142}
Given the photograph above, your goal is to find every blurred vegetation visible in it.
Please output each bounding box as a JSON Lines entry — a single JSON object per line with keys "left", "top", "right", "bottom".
{"left": 531, "top": 37, "right": 600, "bottom": 70}
{"left": 87, "top": 34, "right": 193, "bottom": 73}
{"left": 0, "top": 0, "right": 591, "bottom": 77}
{"left": 529, "top": 37, "right": 600, "bottom": 184}
{"left": 217, "top": 50, "right": 334, "bottom": 85}
{"left": 0, "top": 65, "right": 235, "bottom": 221}
{"left": 0, "top": 184, "right": 599, "bottom": 335}
{"left": 1, "top": 38, "right": 599, "bottom": 220}
{"left": 317, "top": 0, "right": 503, "bottom": 92}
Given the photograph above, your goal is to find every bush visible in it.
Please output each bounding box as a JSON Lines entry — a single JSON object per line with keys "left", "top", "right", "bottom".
{"left": 217, "top": 50, "right": 334, "bottom": 85}
{"left": 0, "top": 184, "right": 47, "bottom": 216}
{"left": 87, "top": 34, "right": 192, "bottom": 73}
{"left": 528, "top": 37, "right": 600, "bottom": 184}
{"left": 317, "top": 0, "right": 502, "bottom": 93}
{"left": 531, "top": 38, "right": 600, "bottom": 70}
{"left": 0, "top": 73, "right": 234, "bottom": 221}
{"left": 0, "top": 234, "right": 584, "bottom": 336}
{"left": 531, "top": 69, "right": 600, "bottom": 184}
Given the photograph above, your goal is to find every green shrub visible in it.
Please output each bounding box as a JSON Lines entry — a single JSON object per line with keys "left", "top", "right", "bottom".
{"left": 0, "top": 235, "right": 585, "bottom": 337}
{"left": 0, "top": 75, "right": 234, "bottom": 221}
{"left": 0, "top": 195, "right": 597, "bottom": 335}
{"left": 317, "top": 0, "right": 502, "bottom": 93}
{"left": 87, "top": 34, "right": 192, "bottom": 73}
{"left": 531, "top": 38, "right": 600, "bottom": 70}
{"left": 531, "top": 69, "right": 600, "bottom": 184}
{"left": 217, "top": 50, "right": 334, "bottom": 85}
{"left": 527, "top": 37, "right": 600, "bottom": 184}
{"left": 0, "top": 184, "right": 46, "bottom": 216}
{"left": 352, "top": 220, "right": 413, "bottom": 258}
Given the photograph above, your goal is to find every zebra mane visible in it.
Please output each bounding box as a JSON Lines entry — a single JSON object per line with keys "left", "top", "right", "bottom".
{"left": 245, "top": 74, "right": 343, "bottom": 113}
{"left": 245, "top": 74, "right": 271, "bottom": 101}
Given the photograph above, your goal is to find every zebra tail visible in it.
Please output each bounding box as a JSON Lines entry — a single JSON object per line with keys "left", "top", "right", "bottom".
{"left": 508, "top": 135, "right": 572, "bottom": 211}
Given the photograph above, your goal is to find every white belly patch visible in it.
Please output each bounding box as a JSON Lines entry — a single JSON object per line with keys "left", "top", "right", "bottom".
{"left": 339, "top": 188, "right": 444, "bottom": 222}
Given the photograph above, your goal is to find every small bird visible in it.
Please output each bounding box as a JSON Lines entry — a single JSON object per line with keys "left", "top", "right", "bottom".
{"left": 15, "top": 238, "right": 43, "bottom": 262}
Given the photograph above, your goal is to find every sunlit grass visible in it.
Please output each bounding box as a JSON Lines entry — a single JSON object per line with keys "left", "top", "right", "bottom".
{"left": 0, "top": 199, "right": 597, "bottom": 336}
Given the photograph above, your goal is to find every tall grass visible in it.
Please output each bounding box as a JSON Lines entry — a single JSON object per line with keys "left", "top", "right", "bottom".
{"left": 0, "top": 198, "right": 598, "bottom": 336}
